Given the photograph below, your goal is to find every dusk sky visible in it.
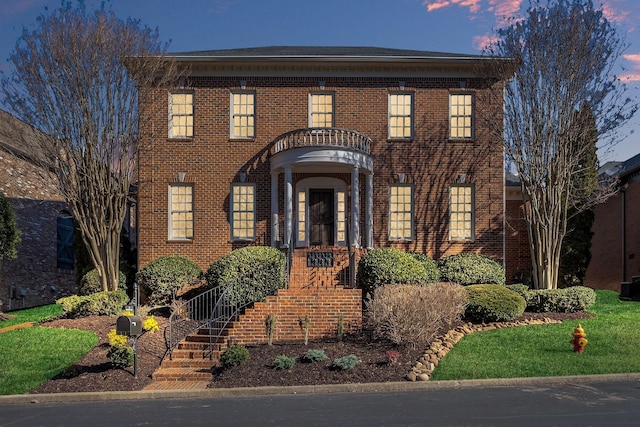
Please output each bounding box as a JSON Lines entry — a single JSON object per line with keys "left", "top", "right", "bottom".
{"left": 1, "top": 0, "right": 639, "bottom": 162}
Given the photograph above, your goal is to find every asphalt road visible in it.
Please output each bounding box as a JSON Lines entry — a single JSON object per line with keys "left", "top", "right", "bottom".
{"left": 1, "top": 377, "right": 640, "bottom": 426}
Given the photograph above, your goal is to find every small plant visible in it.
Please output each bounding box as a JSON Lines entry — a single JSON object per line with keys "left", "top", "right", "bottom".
{"left": 143, "top": 316, "right": 159, "bottom": 333}
{"left": 220, "top": 345, "right": 250, "bottom": 368}
{"left": 332, "top": 355, "right": 359, "bottom": 371}
{"left": 107, "top": 328, "right": 127, "bottom": 347}
{"left": 385, "top": 350, "right": 401, "bottom": 365}
{"left": 273, "top": 355, "right": 296, "bottom": 370}
{"left": 106, "top": 345, "right": 134, "bottom": 369}
{"left": 303, "top": 349, "right": 328, "bottom": 363}
{"left": 465, "top": 284, "right": 526, "bottom": 322}
{"left": 265, "top": 313, "right": 276, "bottom": 346}
{"left": 299, "top": 314, "right": 310, "bottom": 345}
{"left": 106, "top": 328, "right": 133, "bottom": 369}
{"left": 337, "top": 314, "right": 344, "bottom": 342}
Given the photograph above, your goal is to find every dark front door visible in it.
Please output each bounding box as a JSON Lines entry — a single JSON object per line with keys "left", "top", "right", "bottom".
{"left": 309, "top": 189, "right": 334, "bottom": 246}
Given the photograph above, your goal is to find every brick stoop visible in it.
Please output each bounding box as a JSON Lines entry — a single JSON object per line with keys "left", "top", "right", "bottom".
{"left": 143, "top": 325, "right": 229, "bottom": 390}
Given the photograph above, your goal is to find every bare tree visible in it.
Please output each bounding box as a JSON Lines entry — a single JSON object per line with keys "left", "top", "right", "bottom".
{"left": 1, "top": 3, "right": 180, "bottom": 292}
{"left": 484, "top": 0, "right": 637, "bottom": 289}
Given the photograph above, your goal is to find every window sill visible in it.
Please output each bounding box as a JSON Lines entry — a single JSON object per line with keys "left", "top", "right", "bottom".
{"left": 167, "top": 238, "right": 194, "bottom": 243}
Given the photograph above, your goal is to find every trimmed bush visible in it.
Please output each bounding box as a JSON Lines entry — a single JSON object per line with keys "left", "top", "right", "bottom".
{"left": 107, "top": 346, "right": 134, "bottom": 369}
{"left": 79, "top": 269, "right": 127, "bottom": 295}
{"left": 220, "top": 345, "right": 250, "bottom": 368}
{"left": 332, "top": 355, "right": 359, "bottom": 370}
{"left": 205, "top": 246, "right": 285, "bottom": 305}
{"left": 527, "top": 286, "right": 596, "bottom": 313}
{"left": 409, "top": 252, "right": 441, "bottom": 283}
{"left": 273, "top": 355, "right": 296, "bottom": 370}
{"left": 438, "top": 253, "right": 505, "bottom": 286}
{"left": 57, "top": 290, "right": 129, "bottom": 318}
{"left": 303, "top": 349, "right": 328, "bottom": 363}
{"left": 366, "top": 282, "right": 468, "bottom": 347}
{"left": 137, "top": 256, "right": 202, "bottom": 305}
{"left": 465, "top": 284, "right": 526, "bottom": 322}
{"left": 357, "top": 248, "right": 428, "bottom": 297}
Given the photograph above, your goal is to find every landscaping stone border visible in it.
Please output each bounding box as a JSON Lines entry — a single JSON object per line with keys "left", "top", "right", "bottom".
{"left": 406, "top": 317, "right": 562, "bottom": 381}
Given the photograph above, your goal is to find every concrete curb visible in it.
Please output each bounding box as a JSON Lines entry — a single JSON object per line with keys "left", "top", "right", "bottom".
{"left": 2, "top": 373, "right": 640, "bottom": 405}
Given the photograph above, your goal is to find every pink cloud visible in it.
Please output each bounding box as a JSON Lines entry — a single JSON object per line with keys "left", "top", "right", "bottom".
{"left": 423, "top": 0, "right": 482, "bottom": 14}
{"left": 488, "top": 0, "right": 522, "bottom": 18}
{"left": 622, "top": 54, "right": 640, "bottom": 82}
{"left": 473, "top": 34, "right": 499, "bottom": 51}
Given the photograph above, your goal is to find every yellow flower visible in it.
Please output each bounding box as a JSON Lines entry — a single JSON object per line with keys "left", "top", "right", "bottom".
{"left": 108, "top": 328, "right": 127, "bottom": 347}
{"left": 143, "top": 316, "right": 159, "bottom": 333}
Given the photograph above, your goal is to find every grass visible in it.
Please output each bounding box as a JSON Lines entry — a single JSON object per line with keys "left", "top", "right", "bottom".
{"left": 431, "top": 290, "right": 640, "bottom": 380}
{"left": 0, "top": 304, "right": 63, "bottom": 328}
{"left": 0, "top": 326, "right": 98, "bottom": 395}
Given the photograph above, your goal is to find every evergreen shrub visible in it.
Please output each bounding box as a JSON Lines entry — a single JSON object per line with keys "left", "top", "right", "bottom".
{"left": 79, "top": 269, "right": 127, "bottom": 295}
{"left": 438, "top": 253, "right": 505, "bottom": 286}
{"left": 357, "top": 247, "right": 428, "bottom": 297}
{"left": 465, "top": 284, "right": 526, "bottom": 322}
{"left": 57, "top": 290, "right": 129, "bottom": 318}
{"left": 136, "top": 256, "right": 202, "bottom": 305}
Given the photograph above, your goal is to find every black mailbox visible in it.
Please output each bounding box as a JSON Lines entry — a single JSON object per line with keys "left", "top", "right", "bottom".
{"left": 116, "top": 315, "right": 143, "bottom": 336}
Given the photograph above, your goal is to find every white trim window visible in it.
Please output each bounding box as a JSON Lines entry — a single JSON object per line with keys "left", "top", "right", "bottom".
{"left": 449, "top": 94, "right": 473, "bottom": 139}
{"left": 169, "top": 92, "right": 194, "bottom": 138}
{"left": 389, "top": 184, "right": 413, "bottom": 240}
{"left": 231, "top": 183, "right": 256, "bottom": 240}
{"left": 309, "top": 92, "right": 334, "bottom": 128}
{"left": 169, "top": 184, "right": 194, "bottom": 240}
{"left": 388, "top": 92, "right": 413, "bottom": 139}
{"left": 231, "top": 91, "right": 255, "bottom": 138}
{"left": 449, "top": 184, "right": 474, "bottom": 240}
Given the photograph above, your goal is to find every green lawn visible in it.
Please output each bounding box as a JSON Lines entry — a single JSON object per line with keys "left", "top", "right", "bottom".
{"left": 431, "top": 290, "right": 640, "bottom": 380}
{"left": 0, "top": 304, "right": 63, "bottom": 328}
{"left": 0, "top": 304, "right": 97, "bottom": 395}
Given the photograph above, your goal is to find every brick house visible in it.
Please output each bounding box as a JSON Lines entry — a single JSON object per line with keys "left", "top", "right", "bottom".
{"left": 585, "top": 154, "right": 640, "bottom": 291}
{"left": 0, "top": 110, "right": 76, "bottom": 310}
{"left": 136, "top": 46, "right": 508, "bottom": 344}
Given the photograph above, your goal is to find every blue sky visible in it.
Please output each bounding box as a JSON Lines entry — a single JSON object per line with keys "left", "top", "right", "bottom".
{"left": 1, "top": 0, "right": 639, "bottom": 162}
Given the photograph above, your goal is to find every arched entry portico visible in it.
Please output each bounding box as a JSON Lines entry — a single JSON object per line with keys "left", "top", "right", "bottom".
{"left": 270, "top": 128, "right": 374, "bottom": 249}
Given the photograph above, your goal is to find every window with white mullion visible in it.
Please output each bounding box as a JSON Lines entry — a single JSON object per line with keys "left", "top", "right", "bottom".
{"left": 449, "top": 94, "right": 474, "bottom": 139}
{"left": 169, "top": 92, "right": 193, "bottom": 138}
{"left": 231, "top": 92, "right": 255, "bottom": 138}
{"left": 449, "top": 184, "right": 474, "bottom": 240}
{"left": 309, "top": 93, "right": 334, "bottom": 128}
{"left": 169, "top": 184, "right": 194, "bottom": 240}
{"left": 388, "top": 93, "right": 413, "bottom": 139}
{"left": 389, "top": 184, "right": 413, "bottom": 240}
{"left": 231, "top": 184, "right": 256, "bottom": 240}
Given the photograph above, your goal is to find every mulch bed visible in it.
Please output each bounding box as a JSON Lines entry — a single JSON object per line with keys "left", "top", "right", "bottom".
{"left": 27, "top": 310, "right": 594, "bottom": 394}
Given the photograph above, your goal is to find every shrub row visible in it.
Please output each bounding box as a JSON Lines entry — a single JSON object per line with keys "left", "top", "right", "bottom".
{"left": 505, "top": 285, "right": 596, "bottom": 312}
{"left": 357, "top": 248, "right": 505, "bottom": 295}
{"left": 57, "top": 290, "right": 129, "bottom": 318}
{"left": 465, "top": 285, "right": 526, "bottom": 322}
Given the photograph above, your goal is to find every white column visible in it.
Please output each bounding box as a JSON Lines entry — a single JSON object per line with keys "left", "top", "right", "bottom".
{"left": 366, "top": 172, "right": 373, "bottom": 249}
{"left": 284, "top": 167, "right": 293, "bottom": 247}
{"left": 351, "top": 167, "right": 360, "bottom": 248}
{"left": 271, "top": 172, "right": 279, "bottom": 247}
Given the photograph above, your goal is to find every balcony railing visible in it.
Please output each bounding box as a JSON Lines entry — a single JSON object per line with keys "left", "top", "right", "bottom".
{"left": 273, "top": 128, "right": 372, "bottom": 155}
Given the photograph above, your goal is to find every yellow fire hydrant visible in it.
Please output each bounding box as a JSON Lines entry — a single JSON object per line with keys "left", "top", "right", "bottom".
{"left": 570, "top": 324, "right": 588, "bottom": 353}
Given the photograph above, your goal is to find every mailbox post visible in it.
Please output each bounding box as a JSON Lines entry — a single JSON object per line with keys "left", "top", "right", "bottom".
{"left": 116, "top": 315, "right": 142, "bottom": 377}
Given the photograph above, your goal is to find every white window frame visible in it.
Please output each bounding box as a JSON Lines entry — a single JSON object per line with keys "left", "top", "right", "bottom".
{"left": 388, "top": 92, "right": 413, "bottom": 140}
{"left": 309, "top": 92, "right": 334, "bottom": 128}
{"left": 449, "top": 93, "right": 474, "bottom": 139}
{"left": 168, "top": 184, "right": 194, "bottom": 240}
{"left": 230, "top": 183, "right": 256, "bottom": 241}
{"left": 230, "top": 91, "right": 256, "bottom": 139}
{"left": 449, "top": 184, "right": 475, "bottom": 241}
{"left": 168, "top": 92, "right": 194, "bottom": 139}
{"left": 388, "top": 184, "right": 414, "bottom": 241}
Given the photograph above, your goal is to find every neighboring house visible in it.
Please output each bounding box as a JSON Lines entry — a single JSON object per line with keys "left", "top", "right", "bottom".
{"left": 585, "top": 154, "right": 640, "bottom": 291}
{"left": 0, "top": 110, "right": 76, "bottom": 310}
{"left": 135, "top": 46, "right": 508, "bottom": 343}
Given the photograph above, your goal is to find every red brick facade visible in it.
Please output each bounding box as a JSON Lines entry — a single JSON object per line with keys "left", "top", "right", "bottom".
{"left": 137, "top": 49, "right": 506, "bottom": 273}
{"left": 585, "top": 161, "right": 640, "bottom": 291}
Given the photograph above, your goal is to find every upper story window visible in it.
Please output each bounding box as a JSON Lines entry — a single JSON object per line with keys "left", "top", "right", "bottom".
{"left": 388, "top": 93, "right": 413, "bottom": 139}
{"left": 231, "top": 92, "right": 255, "bottom": 139}
{"left": 309, "top": 92, "right": 334, "bottom": 127}
{"left": 231, "top": 183, "right": 256, "bottom": 241}
{"left": 389, "top": 184, "right": 413, "bottom": 241}
{"left": 169, "top": 184, "right": 194, "bottom": 240}
{"left": 169, "top": 92, "right": 194, "bottom": 138}
{"left": 449, "top": 94, "right": 473, "bottom": 139}
{"left": 449, "top": 184, "right": 474, "bottom": 241}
